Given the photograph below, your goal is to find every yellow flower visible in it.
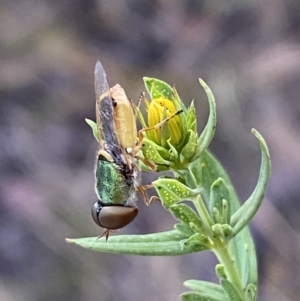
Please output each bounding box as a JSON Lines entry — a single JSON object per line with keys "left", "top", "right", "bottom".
{"left": 138, "top": 77, "right": 201, "bottom": 169}
{"left": 147, "top": 97, "right": 183, "bottom": 147}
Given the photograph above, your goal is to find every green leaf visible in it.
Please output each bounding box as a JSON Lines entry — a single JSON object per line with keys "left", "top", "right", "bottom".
{"left": 172, "top": 87, "right": 188, "bottom": 134}
{"left": 184, "top": 159, "right": 203, "bottom": 189}
{"left": 194, "top": 79, "right": 217, "bottom": 158}
{"left": 181, "top": 233, "right": 208, "bottom": 248}
{"left": 230, "top": 129, "right": 271, "bottom": 237}
{"left": 141, "top": 137, "right": 173, "bottom": 165}
{"left": 186, "top": 100, "right": 197, "bottom": 132}
{"left": 66, "top": 229, "right": 207, "bottom": 256}
{"left": 143, "top": 77, "right": 173, "bottom": 100}
{"left": 85, "top": 118, "right": 99, "bottom": 142}
{"left": 245, "top": 283, "right": 257, "bottom": 301}
{"left": 220, "top": 278, "right": 243, "bottom": 301}
{"left": 221, "top": 224, "right": 232, "bottom": 237}
{"left": 212, "top": 224, "right": 224, "bottom": 238}
{"left": 135, "top": 104, "right": 148, "bottom": 129}
{"left": 172, "top": 85, "right": 187, "bottom": 112}
{"left": 152, "top": 178, "right": 201, "bottom": 208}
{"left": 212, "top": 223, "right": 232, "bottom": 238}
{"left": 184, "top": 280, "right": 227, "bottom": 300}
{"left": 241, "top": 244, "right": 251, "bottom": 288}
{"left": 166, "top": 138, "right": 179, "bottom": 160}
{"left": 169, "top": 203, "right": 205, "bottom": 234}
{"left": 212, "top": 209, "right": 222, "bottom": 225}
{"left": 181, "top": 292, "right": 226, "bottom": 301}
{"left": 215, "top": 264, "right": 226, "bottom": 279}
{"left": 174, "top": 223, "right": 195, "bottom": 236}
{"left": 210, "top": 178, "right": 230, "bottom": 224}
{"left": 181, "top": 130, "right": 198, "bottom": 160}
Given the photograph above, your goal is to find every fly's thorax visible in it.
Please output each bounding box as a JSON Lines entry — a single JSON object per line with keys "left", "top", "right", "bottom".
{"left": 110, "top": 84, "right": 137, "bottom": 150}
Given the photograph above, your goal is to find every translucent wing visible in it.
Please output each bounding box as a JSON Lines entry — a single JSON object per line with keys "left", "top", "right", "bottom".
{"left": 94, "top": 61, "right": 109, "bottom": 103}
{"left": 94, "top": 60, "right": 109, "bottom": 135}
{"left": 94, "top": 60, "right": 120, "bottom": 149}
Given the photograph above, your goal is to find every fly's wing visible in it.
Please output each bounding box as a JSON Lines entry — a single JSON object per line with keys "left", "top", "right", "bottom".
{"left": 94, "top": 60, "right": 120, "bottom": 149}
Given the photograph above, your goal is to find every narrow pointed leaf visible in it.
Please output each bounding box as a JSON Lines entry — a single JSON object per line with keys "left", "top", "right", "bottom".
{"left": 181, "top": 292, "right": 226, "bottom": 301}
{"left": 186, "top": 100, "right": 197, "bottom": 132}
{"left": 85, "top": 118, "right": 99, "bottom": 142}
{"left": 184, "top": 280, "right": 227, "bottom": 300}
{"left": 210, "top": 178, "right": 230, "bottom": 224}
{"left": 230, "top": 129, "right": 271, "bottom": 236}
{"left": 169, "top": 203, "right": 205, "bottom": 234}
{"left": 221, "top": 278, "right": 243, "bottom": 301}
{"left": 194, "top": 79, "right": 217, "bottom": 158}
{"left": 185, "top": 159, "right": 202, "bottom": 189}
{"left": 181, "top": 233, "right": 208, "bottom": 248}
{"left": 241, "top": 244, "right": 250, "bottom": 288}
{"left": 136, "top": 105, "right": 148, "bottom": 129}
{"left": 166, "top": 138, "right": 179, "bottom": 160}
{"left": 152, "top": 178, "right": 201, "bottom": 208}
{"left": 181, "top": 130, "right": 198, "bottom": 160}
{"left": 66, "top": 230, "right": 208, "bottom": 256}
{"left": 172, "top": 87, "right": 188, "bottom": 134}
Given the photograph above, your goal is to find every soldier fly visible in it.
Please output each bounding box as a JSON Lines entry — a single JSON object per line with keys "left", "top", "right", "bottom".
{"left": 91, "top": 61, "right": 139, "bottom": 240}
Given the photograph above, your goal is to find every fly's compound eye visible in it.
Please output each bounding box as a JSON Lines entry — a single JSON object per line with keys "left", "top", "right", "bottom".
{"left": 91, "top": 201, "right": 138, "bottom": 230}
{"left": 112, "top": 98, "right": 117, "bottom": 107}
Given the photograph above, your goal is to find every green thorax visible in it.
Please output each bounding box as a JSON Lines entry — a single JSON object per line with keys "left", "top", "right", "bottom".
{"left": 95, "top": 157, "right": 133, "bottom": 206}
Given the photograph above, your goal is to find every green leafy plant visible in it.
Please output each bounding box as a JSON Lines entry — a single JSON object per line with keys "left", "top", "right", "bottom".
{"left": 67, "top": 77, "right": 271, "bottom": 301}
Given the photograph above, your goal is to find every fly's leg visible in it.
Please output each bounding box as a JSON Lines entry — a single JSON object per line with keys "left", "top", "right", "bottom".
{"left": 97, "top": 229, "right": 110, "bottom": 241}
{"left": 133, "top": 108, "right": 183, "bottom": 156}
{"left": 130, "top": 93, "right": 148, "bottom": 130}
{"left": 97, "top": 229, "right": 116, "bottom": 241}
{"left": 130, "top": 93, "right": 142, "bottom": 121}
{"left": 147, "top": 195, "right": 160, "bottom": 205}
{"left": 137, "top": 184, "right": 160, "bottom": 206}
{"left": 141, "top": 109, "right": 183, "bottom": 133}
{"left": 136, "top": 155, "right": 157, "bottom": 171}
{"left": 88, "top": 230, "right": 110, "bottom": 248}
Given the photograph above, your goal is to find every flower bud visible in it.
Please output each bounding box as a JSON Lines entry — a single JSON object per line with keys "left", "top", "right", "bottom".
{"left": 147, "top": 97, "right": 183, "bottom": 147}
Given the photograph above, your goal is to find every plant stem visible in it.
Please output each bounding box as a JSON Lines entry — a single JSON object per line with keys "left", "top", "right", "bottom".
{"left": 213, "top": 240, "right": 244, "bottom": 298}
{"left": 193, "top": 192, "right": 245, "bottom": 299}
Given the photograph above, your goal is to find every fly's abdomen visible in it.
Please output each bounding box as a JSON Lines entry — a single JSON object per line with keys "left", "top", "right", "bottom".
{"left": 95, "top": 158, "right": 132, "bottom": 206}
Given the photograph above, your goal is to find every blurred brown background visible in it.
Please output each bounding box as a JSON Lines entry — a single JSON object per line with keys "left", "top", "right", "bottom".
{"left": 1, "top": 1, "right": 300, "bottom": 300}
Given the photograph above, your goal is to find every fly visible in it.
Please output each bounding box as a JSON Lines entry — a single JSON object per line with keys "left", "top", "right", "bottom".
{"left": 91, "top": 61, "right": 139, "bottom": 240}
